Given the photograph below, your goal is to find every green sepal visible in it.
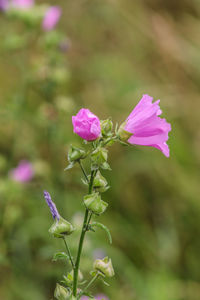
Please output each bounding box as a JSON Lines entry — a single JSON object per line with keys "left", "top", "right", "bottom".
{"left": 93, "top": 257, "right": 115, "bottom": 278}
{"left": 64, "top": 162, "right": 75, "bottom": 171}
{"left": 52, "top": 252, "right": 70, "bottom": 262}
{"left": 101, "top": 119, "right": 113, "bottom": 137}
{"left": 117, "top": 121, "right": 132, "bottom": 142}
{"left": 91, "top": 222, "right": 112, "bottom": 244}
{"left": 68, "top": 145, "right": 87, "bottom": 163}
{"left": 49, "top": 217, "right": 75, "bottom": 238}
{"left": 91, "top": 147, "right": 108, "bottom": 169}
{"left": 54, "top": 283, "right": 70, "bottom": 300}
{"left": 83, "top": 193, "right": 108, "bottom": 215}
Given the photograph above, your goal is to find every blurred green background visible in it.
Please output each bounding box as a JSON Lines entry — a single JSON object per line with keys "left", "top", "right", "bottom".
{"left": 1, "top": 0, "right": 200, "bottom": 299}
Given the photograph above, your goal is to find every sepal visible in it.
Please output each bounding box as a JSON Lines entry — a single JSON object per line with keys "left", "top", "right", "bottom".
{"left": 93, "top": 257, "right": 115, "bottom": 278}
{"left": 117, "top": 121, "right": 132, "bottom": 142}
{"left": 49, "top": 217, "right": 75, "bottom": 238}
{"left": 91, "top": 147, "right": 108, "bottom": 170}
{"left": 101, "top": 119, "right": 113, "bottom": 137}
{"left": 83, "top": 193, "right": 108, "bottom": 215}
{"left": 68, "top": 145, "right": 87, "bottom": 162}
{"left": 54, "top": 283, "right": 70, "bottom": 300}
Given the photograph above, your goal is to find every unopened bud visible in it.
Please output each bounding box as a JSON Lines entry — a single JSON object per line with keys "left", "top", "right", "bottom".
{"left": 83, "top": 193, "right": 108, "bottom": 215}
{"left": 54, "top": 283, "right": 70, "bottom": 300}
{"left": 117, "top": 121, "right": 132, "bottom": 142}
{"left": 68, "top": 145, "right": 86, "bottom": 162}
{"left": 92, "top": 171, "right": 109, "bottom": 193}
{"left": 93, "top": 257, "right": 114, "bottom": 278}
{"left": 91, "top": 147, "right": 108, "bottom": 169}
{"left": 49, "top": 217, "right": 75, "bottom": 238}
{"left": 101, "top": 119, "right": 113, "bottom": 137}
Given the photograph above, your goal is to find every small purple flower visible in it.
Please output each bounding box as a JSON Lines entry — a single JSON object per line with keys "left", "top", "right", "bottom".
{"left": 42, "top": 6, "right": 61, "bottom": 31}
{"left": 11, "top": 0, "right": 34, "bottom": 9}
{"left": 10, "top": 160, "right": 34, "bottom": 182}
{"left": 72, "top": 108, "right": 101, "bottom": 141}
{"left": 0, "top": 0, "right": 8, "bottom": 11}
{"left": 43, "top": 191, "right": 60, "bottom": 220}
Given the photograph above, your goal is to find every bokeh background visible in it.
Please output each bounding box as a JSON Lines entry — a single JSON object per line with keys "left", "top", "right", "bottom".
{"left": 1, "top": 0, "right": 200, "bottom": 299}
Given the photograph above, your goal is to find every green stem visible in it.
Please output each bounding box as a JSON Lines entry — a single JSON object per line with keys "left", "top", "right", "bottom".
{"left": 77, "top": 273, "right": 99, "bottom": 299}
{"left": 63, "top": 237, "right": 75, "bottom": 269}
{"left": 73, "top": 170, "right": 95, "bottom": 296}
{"left": 78, "top": 160, "right": 89, "bottom": 183}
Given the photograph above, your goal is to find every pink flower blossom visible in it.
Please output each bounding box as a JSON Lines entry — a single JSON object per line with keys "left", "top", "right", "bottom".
{"left": 11, "top": 0, "right": 34, "bottom": 9}
{"left": 123, "top": 94, "right": 171, "bottom": 157}
{"left": 72, "top": 108, "right": 101, "bottom": 141}
{"left": 10, "top": 160, "right": 34, "bottom": 183}
{"left": 42, "top": 6, "right": 61, "bottom": 31}
{"left": 0, "top": 0, "right": 8, "bottom": 11}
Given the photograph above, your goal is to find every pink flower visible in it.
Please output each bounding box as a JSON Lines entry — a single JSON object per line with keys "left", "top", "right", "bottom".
{"left": 72, "top": 109, "right": 101, "bottom": 141}
{"left": 10, "top": 160, "right": 34, "bottom": 183}
{"left": 0, "top": 0, "right": 9, "bottom": 11}
{"left": 42, "top": 6, "right": 61, "bottom": 31}
{"left": 122, "top": 94, "right": 171, "bottom": 157}
{"left": 11, "top": 0, "right": 34, "bottom": 9}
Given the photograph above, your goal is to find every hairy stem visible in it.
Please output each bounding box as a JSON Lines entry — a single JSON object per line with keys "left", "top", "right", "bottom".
{"left": 63, "top": 237, "right": 75, "bottom": 269}
{"left": 73, "top": 170, "right": 95, "bottom": 296}
{"left": 78, "top": 160, "right": 89, "bottom": 183}
{"left": 77, "top": 273, "right": 99, "bottom": 299}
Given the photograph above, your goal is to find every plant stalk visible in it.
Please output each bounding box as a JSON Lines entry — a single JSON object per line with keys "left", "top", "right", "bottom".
{"left": 73, "top": 170, "right": 95, "bottom": 296}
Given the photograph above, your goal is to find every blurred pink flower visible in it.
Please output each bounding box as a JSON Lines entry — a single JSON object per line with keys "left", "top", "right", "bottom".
{"left": 10, "top": 160, "right": 34, "bottom": 182}
{"left": 42, "top": 6, "right": 61, "bottom": 31}
{"left": 123, "top": 94, "right": 171, "bottom": 157}
{"left": 11, "top": 0, "right": 34, "bottom": 9}
{"left": 72, "top": 108, "right": 101, "bottom": 141}
{"left": 0, "top": 0, "right": 8, "bottom": 11}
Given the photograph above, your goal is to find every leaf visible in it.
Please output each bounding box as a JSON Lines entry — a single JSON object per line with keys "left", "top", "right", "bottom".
{"left": 52, "top": 252, "right": 70, "bottom": 262}
{"left": 100, "top": 277, "right": 110, "bottom": 286}
{"left": 91, "top": 222, "right": 112, "bottom": 244}
{"left": 100, "top": 162, "right": 112, "bottom": 171}
{"left": 64, "top": 162, "right": 75, "bottom": 171}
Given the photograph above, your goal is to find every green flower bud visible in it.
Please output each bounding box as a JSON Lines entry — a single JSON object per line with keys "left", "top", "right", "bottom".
{"left": 54, "top": 283, "right": 70, "bottom": 300}
{"left": 49, "top": 217, "right": 75, "bottom": 238}
{"left": 92, "top": 171, "right": 109, "bottom": 193}
{"left": 83, "top": 193, "right": 108, "bottom": 215}
{"left": 117, "top": 121, "right": 132, "bottom": 142}
{"left": 101, "top": 119, "right": 113, "bottom": 137}
{"left": 93, "top": 257, "right": 115, "bottom": 278}
{"left": 68, "top": 145, "right": 87, "bottom": 162}
{"left": 91, "top": 147, "right": 108, "bottom": 169}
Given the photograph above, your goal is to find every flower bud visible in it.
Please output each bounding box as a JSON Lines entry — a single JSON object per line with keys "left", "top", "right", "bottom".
{"left": 49, "top": 217, "right": 75, "bottom": 238}
{"left": 92, "top": 171, "right": 109, "bottom": 193}
{"left": 54, "top": 283, "right": 70, "bottom": 300}
{"left": 117, "top": 121, "right": 132, "bottom": 142}
{"left": 101, "top": 119, "right": 113, "bottom": 137}
{"left": 68, "top": 145, "right": 86, "bottom": 162}
{"left": 83, "top": 193, "right": 108, "bottom": 215}
{"left": 93, "top": 257, "right": 114, "bottom": 278}
{"left": 91, "top": 148, "right": 108, "bottom": 169}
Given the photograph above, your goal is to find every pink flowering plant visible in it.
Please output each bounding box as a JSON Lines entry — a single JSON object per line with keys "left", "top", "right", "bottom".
{"left": 43, "top": 95, "right": 171, "bottom": 299}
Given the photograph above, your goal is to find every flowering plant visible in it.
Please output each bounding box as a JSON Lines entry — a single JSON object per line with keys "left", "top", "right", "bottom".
{"left": 43, "top": 95, "right": 171, "bottom": 299}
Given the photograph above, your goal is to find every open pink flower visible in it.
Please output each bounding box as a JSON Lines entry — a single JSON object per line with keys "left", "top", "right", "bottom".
{"left": 11, "top": 0, "right": 34, "bottom": 9}
{"left": 10, "top": 160, "right": 34, "bottom": 183}
{"left": 42, "top": 6, "right": 61, "bottom": 31}
{"left": 72, "top": 108, "right": 101, "bottom": 141}
{"left": 122, "top": 94, "right": 171, "bottom": 157}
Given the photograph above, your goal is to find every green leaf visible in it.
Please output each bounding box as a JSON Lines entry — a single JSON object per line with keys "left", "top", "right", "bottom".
{"left": 64, "top": 162, "right": 75, "bottom": 171}
{"left": 52, "top": 252, "right": 70, "bottom": 262}
{"left": 100, "top": 162, "right": 111, "bottom": 170}
{"left": 91, "top": 222, "right": 112, "bottom": 244}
